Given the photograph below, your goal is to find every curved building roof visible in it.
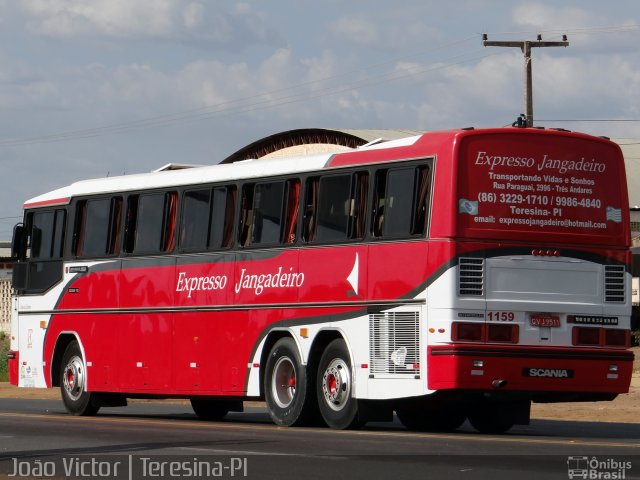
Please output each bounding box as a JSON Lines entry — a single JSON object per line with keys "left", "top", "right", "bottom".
{"left": 221, "top": 128, "right": 423, "bottom": 164}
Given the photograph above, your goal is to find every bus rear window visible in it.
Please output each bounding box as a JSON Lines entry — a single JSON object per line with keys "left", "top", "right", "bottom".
{"left": 456, "top": 133, "right": 628, "bottom": 245}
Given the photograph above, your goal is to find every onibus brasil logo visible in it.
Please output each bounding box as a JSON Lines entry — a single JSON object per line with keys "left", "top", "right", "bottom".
{"left": 567, "top": 456, "right": 632, "bottom": 479}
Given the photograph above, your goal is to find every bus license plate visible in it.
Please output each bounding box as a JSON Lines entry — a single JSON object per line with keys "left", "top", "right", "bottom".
{"left": 530, "top": 314, "right": 561, "bottom": 328}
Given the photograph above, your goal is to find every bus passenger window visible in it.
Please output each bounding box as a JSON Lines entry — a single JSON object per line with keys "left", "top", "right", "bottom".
{"left": 74, "top": 197, "right": 122, "bottom": 258}
{"left": 302, "top": 178, "right": 319, "bottom": 242}
{"left": 209, "top": 186, "right": 236, "bottom": 250}
{"left": 239, "top": 185, "right": 254, "bottom": 247}
{"left": 126, "top": 192, "right": 178, "bottom": 255}
{"left": 181, "top": 189, "right": 211, "bottom": 252}
{"left": 315, "top": 175, "right": 351, "bottom": 242}
{"left": 283, "top": 179, "right": 300, "bottom": 244}
{"left": 413, "top": 166, "right": 431, "bottom": 235}
{"left": 251, "top": 181, "right": 284, "bottom": 246}
{"left": 351, "top": 172, "right": 368, "bottom": 240}
{"left": 373, "top": 165, "right": 430, "bottom": 238}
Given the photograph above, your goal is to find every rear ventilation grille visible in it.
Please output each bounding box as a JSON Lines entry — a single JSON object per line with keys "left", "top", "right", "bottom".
{"left": 369, "top": 311, "right": 420, "bottom": 377}
{"left": 459, "top": 257, "right": 485, "bottom": 296}
{"left": 604, "top": 265, "right": 625, "bottom": 303}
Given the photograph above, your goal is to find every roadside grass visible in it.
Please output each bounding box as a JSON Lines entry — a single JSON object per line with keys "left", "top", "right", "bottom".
{"left": 0, "top": 332, "right": 8, "bottom": 382}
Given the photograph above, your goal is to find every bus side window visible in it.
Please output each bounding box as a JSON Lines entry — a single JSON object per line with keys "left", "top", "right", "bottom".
{"left": 221, "top": 186, "right": 236, "bottom": 249}
{"left": 251, "top": 181, "right": 285, "bottom": 246}
{"left": 283, "top": 179, "right": 300, "bottom": 244}
{"left": 372, "top": 171, "right": 387, "bottom": 237}
{"left": 373, "top": 165, "right": 431, "bottom": 238}
{"left": 209, "top": 186, "right": 236, "bottom": 250}
{"left": 181, "top": 189, "right": 211, "bottom": 252}
{"left": 302, "top": 177, "right": 319, "bottom": 243}
{"left": 125, "top": 191, "right": 177, "bottom": 255}
{"left": 29, "top": 209, "right": 65, "bottom": 260}
{"left": 350, "top": 172, "right": 368, "bottom": 240}
{"left": 413, "top": 166, "right": 431, "bottom": 235}
{"left": 315, "top": 174, "right": 351, "bottom": 243}
{"left": 73, "top": 197, "right": 122, "bottom": 258}
{"left": 239, "top": 184, "right": 254, "bottom": 247}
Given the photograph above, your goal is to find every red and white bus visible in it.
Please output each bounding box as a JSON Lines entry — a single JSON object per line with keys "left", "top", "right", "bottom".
{"left": 7, "top": 127, "right": 634, "bottom": 433}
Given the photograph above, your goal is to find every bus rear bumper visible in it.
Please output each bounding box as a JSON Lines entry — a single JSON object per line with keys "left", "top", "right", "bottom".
{"left": 428, "top": 345, "right": 634, "bottom": 395}
{"left": 7, "top": 351, "right": 18, "bottom": 386}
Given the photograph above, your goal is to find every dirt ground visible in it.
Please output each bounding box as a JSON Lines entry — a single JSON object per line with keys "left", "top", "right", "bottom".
{"left": 1, "top": 347, "right": 638, "bottom": 424}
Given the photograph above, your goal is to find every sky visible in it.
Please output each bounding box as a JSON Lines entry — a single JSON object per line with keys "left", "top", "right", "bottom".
{"left": 1, "top": 0, "right": 640, "bottom": 239}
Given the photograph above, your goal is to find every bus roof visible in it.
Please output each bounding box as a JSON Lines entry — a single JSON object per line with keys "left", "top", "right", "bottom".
{"left": 23, "top": 133, "right": 424, "bottom": 208}
{"left": 23, "top": 127, "right": 620, "bottom": 209}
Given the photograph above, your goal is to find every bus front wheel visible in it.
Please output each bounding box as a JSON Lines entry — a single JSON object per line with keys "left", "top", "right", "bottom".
{"left": 60, "top": 341, "right": 99, "bottom": 416}
{"left": 316, "top": 339, "right": 361, "bottom": 430}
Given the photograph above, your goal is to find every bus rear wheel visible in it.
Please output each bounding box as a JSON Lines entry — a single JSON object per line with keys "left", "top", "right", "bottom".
{"left": 264, "top": 337, "right": 315, "bottom": 427}
{"left": 60, "top": 341, "right": 99, "bottom": 416}
{"left": 467, "top": 401, "right": 520, "bottom": 434}
{"left": 190, "top": 399, "right": 229, "bottom": 421}
{"left": 396, "top": 406, "right": 466, "bottom": 432}
{"left": 316, "top": 339, "right": 361, "bottom": 430}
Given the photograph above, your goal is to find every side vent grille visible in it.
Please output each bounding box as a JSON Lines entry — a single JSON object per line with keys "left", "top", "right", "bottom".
{"left": 604, "top": 265, "right": 625, "bottom": 303}
{"left": 459, "top": 257, "right": 484, "bottom": 296}
{"left": 369, "top": 311, "right": 420, "bottom": 377}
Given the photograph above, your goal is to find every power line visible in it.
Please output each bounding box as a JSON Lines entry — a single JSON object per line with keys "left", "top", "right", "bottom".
{"left": 483, "top": 23, "right": 640, "bottom": 37}
{"left": 1, "top": 23, "right": 636, "bottom": 148}
{"left": 538, "top": 119, "right": 640, "bottom": 122}
{"left": 0, "top": 36, "right": 481, "bottom": 148}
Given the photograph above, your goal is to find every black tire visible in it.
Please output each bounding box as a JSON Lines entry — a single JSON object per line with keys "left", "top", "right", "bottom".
{"left": 467, "top": 403, "right": 515, "bottom": 434}
{"left": 60, "top": 341, "right": 99, "bottom": 416}
{"left": 264, "top": 337, "right": 315, "bottom": 427}
{"left": 190, "top": 399, "right": 229, "bottom": 421}
{"left": 316, "top": 339, "right": 361, "bottom": 429}
{"left": 397, "top": 407, "right": 466, "bottom": 432}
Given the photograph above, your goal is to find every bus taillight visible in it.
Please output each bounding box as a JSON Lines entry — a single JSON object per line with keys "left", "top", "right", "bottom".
{"left": 572, "top": 327, "right": 631, "bottom": 348}
{"left": 572, "top": 327, "right": 600, "bottom": 346}
{"left": 487, "top": 324, "right": 519, "bottom": 343}
{"left": 603, "top": 329, "right": 631, "bottom": 347}
{"left": 451, "top": 322, "right": 518, "bottom": 344}
{"left": 452, "top": 322, "right": 484, "bottom": 342}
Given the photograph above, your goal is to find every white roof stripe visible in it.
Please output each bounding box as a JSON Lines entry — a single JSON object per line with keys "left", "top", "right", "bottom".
{"left": 25, "top": 153, "right": 335, "bottom": 206}
{"left": 25, "top": 133, "right": 424, "bottom": 207}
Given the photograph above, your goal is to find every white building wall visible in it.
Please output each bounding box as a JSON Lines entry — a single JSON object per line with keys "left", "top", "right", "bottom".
{"left": 0, "top": 278, "right": 12, "bottom": 335}
{"left": 631, "top": 210, "right": 640, "bottom": 247}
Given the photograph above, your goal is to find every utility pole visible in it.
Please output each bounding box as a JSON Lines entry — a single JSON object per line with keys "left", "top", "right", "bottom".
{"left": 482, "top": 34, "right": 568, "bottom": 127}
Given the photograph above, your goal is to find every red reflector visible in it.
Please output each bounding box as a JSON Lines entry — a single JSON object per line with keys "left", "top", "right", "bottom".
{"left": 603, "top": 329, "right": 630, "bottom": 347}
{"left": 452, "top": 322, "right": 484, "bottom": 342}
{"left": 572, "top": 327, "right": 601, "bottom": 346}
{"left": 487, "top": 324, "right": 519, "bottom": 343}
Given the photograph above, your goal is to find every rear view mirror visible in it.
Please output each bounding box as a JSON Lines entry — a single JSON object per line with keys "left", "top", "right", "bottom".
{"left": 11, "top": 223, "right": 26, "bottom": 261}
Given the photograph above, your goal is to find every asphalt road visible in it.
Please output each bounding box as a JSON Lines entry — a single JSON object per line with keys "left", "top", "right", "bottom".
{"left": 0, "top": 398, "right": 639, "bottom": 480}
